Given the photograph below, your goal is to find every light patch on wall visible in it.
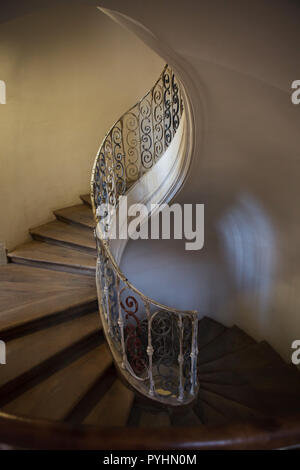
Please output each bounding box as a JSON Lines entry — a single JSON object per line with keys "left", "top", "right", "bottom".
{"left": 0, "top": 80, "right": 6, "bottom": 104}
{"left": 218, "top": 193, "right": 276, "bottom": 313}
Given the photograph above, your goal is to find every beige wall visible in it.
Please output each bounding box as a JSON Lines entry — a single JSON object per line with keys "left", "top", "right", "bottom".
{"left": 0, "top": 2, "right": 163, "bottom": 250}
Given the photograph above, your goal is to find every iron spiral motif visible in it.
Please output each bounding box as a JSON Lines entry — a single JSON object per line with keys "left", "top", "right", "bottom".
{"left": 91, "top": 65, "right": 199, "bottom": 405}
{"left": 120, "top": 290, "right": 148, "bottom": 376}
{"left": 93, "top": 65, "right": 183, "bottom": 200}
{"left": 163, "top": 68, "right": 173, "bottom": 148}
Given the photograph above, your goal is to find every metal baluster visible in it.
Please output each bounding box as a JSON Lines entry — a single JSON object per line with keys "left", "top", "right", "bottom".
{"left": 177, "top": 313, "right": 184, "bottom": 401}
{"left": 116, "top": 276, "right": 126, "bottom": 369}
{"left": 95, "top": 234, "right": 107, "bottom": 321}
{"left": 190, "top": 316, "right": 199, "bottom": 395}
{"left": 145, "top": 301, "right": 155, "bottom": 396}
{"left": 104, "top": 256, "right": 112, "bottom": 336}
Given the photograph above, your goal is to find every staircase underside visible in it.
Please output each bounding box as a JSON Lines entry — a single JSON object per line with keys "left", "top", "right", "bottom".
{"left": 0, "top": 194, "right": 300, "bottom": 449}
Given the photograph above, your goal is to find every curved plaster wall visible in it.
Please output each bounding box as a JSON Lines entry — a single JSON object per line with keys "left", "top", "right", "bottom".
{"left": 97, "top": 0, "right": 300, "bottom": 362}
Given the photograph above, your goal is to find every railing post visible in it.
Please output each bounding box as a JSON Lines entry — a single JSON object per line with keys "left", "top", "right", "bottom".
{"left": 103, "top": 257, "right": 113, "bottom": 336}
{"left": 116, "top": 276, "right": 127, "bottom": 369}
{"left": 177, "top": 313, "right": 184, "bottom": 402}
{"left": 145, "top": 301, "right": 155, "bottom": 397}
{"left": 190, "top": 316, "right": 199, "bottom": 395}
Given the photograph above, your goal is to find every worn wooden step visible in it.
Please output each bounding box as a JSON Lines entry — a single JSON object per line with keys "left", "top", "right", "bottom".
{"left": 0, "top": 264, "right": 95, "bottom": 289}
{"left": 197, "top": 388, "right": 264, "bottom": 422}
{"left": 198, "top": 326, "right": 255, "bottom": 365}
{"left": 197, "top": 340, "right": 300, "bottom": 417}
{"left": 84, "top": 379, "right": 134, "bottom": 427}
{"left": 30, "top": 220, "right": 96, "bottom": 254}
{"left": 0, "top": 311, "right": 102, "bottom": 404}
{"left": 170, "top": 407, "right": 203, "bottom": 427}
{"left": 80, "top": 194, "right": 92, "bottom": 207}
{"left": 198, "top": 341, "right": 283, "bottom": 375}
{"left": 198, "top": 316, "right": 227, "bottom": 350}
{"left": 201, "top": 362, "right": 300, "bottom": 416}
{"left": 193, "top": 399, "right": 228, "bottom": 426}
{"left": 0, "top": 265, "right": 97, "bottom": 339}
{"left": 8, "top": 241, "right": 96, "bottom": 276}
{"left": 243, "top": 362, "right": 300, "bottom": 413}
{"left": 139, "top": 410, "right": 171, "bottom": 428}
{"left": 2, "top": 343, "right": 111, "bottom": 421}
{"left": 54, "top": 204, "right": 94, "bottom": 230}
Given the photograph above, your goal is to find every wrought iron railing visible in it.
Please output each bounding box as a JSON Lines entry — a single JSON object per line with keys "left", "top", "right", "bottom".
{"left": 91, "top": 65, "right": 198, "bottom": 405}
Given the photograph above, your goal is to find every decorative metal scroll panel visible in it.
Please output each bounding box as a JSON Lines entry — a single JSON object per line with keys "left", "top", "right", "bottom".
{"left": 92, "top": 65, "right": 183, "bottom": 207}
{"left": 92, "top": 65, "right": 198, "bottom": 405}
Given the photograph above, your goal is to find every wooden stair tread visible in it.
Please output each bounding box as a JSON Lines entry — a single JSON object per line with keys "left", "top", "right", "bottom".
{"left": 198, "top": 338, "right": 300, "bottom": 416}
{"left": 198, "top": 341, "right": 283, "bottom": 375}
{"left": 193, "top": 399, "right": 228, "bottom": 426}
{"left": 245, "top": 362, "right": 300, "bottom": 397}
{"left": 2, "top": 343, "right": 112, "bottom": 421}
{"left": 0, "top": 289, "right": 97, "bottom": 339}
{"left": 170, "top": 407, "right": 203, "bottom": 427}
{"left": 0, "top": 312, "right": 101, "bottom": 397}
{"left": 54, "top": 204, "right": 94, "bottom": 230}
{"left": 84, "top": 379, "right": 134, "bottom": 427}
{"left": 198, "top": 370, "right": 248, "bottom": 386}
{"left": 0, "top": 264, "right": 95, "bottom": 288}
{"left": 0, "top": 265, "right": 97, "bottom": 338}
{"left": 198, "top": 316, "right": 227, "bottom": 350}
{"left": 80, "top": 194, "right": 92, "bottom": 207}
{"left": 198, "top": 326, "right": 255, "bottom": 365}
{"left": 30, "top": 220, "right": 96, "bottom": 254}
{"left": 8, "top": 241, "right": 96, "bottom": 275}
{"left": 139, "top": 410, "right": 171, "bottom": 428}
{"left": 201, "top": 374, "right": 300, "bottom": 416}
{"left": 198, "top": 388, "right": 264, "bottom": 422}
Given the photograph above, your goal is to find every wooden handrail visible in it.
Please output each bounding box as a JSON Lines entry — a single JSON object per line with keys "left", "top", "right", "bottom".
{"left": 0, "top": 411, "right": 300, "bottom": 449}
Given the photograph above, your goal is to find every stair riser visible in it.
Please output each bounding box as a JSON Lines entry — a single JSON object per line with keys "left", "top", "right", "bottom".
{"left": 8, "top": 256, "right": 95, "bottom": 277}
{"left": 65, "top": 365, "right": 116, "bottom": 425}
{"left": 54, "top": 213, "right": 94, "bottom": 231}
{"left": 0, "top": 300, "right": 98, "bottom": 341}
{"left": 80, "top": 195, "right": 92, "bottom": 207}
{"left": 0, "top": 331, "right": 103, "bottom": 408}
{"left": 30, "top": 233, "right": 96, "bottom": 256}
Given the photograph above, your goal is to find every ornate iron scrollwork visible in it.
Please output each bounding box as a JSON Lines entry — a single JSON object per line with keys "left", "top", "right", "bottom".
{"left": 91, "top": 65, "right": 199, "bottom": 405}
{"left": 120, "top": 291, "right": 148, "bottom": 376}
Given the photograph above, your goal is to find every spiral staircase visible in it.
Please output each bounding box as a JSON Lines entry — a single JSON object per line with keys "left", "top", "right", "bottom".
{"left": 0, "top": 63, "right": 299, "bottom": 449}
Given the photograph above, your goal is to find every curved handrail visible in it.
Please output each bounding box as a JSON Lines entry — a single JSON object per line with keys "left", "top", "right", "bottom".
{"left": 91, "top": 65, "right": 198, "bottom": 405}
{"left": 0, "top": 410, "right": 300, "bottom": 449}
{"left": 101, "top": 239, "right": 197, "bottom": 316}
